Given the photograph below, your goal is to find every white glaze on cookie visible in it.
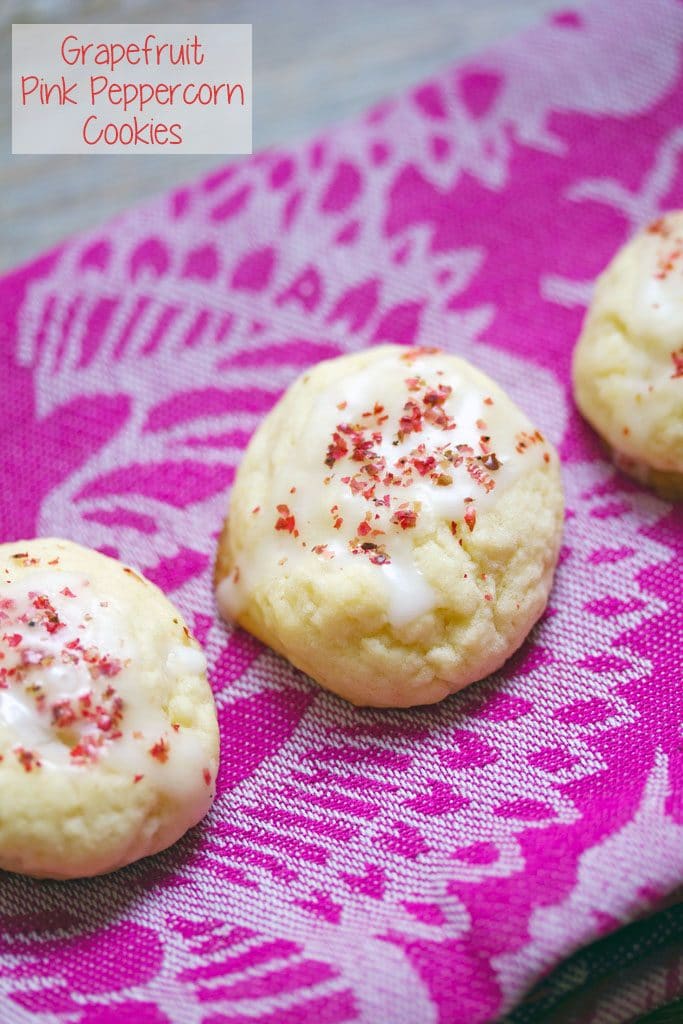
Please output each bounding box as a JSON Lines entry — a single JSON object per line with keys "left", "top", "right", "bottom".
{"left": 0, "top": 557, "right": 209, "bottom": 797}
{"left": 218, "top": 346, "right": 553, "bottom": 628}
{"left": 0, "top": 538, "right": 219, "bottom": 878}
{"left": 630, "top": 214, "right": 683, "bottom": 366}
{"left": 572, "top": 212, "right": 683, "bottom": 486}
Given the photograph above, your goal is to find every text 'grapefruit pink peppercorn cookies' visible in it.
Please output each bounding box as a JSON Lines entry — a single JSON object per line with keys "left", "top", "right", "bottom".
{"left": 0, "top": 538, "right": 219, "bottom": 879}
{"left": 572, "top": 211, "right": 683, "bottom": 498}
{"left": 215, "top": 345, "right": 564, "bottom": 708}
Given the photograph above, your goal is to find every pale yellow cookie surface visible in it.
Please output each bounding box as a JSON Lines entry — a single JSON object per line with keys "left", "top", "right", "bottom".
{"left": 0, "top": 538, "right": 219, "bottom": 879}
{"left": 572, "top": 211, "right": 683, "bottom": 497}
{"left": 216, "top": 345, "right": 564, "bottom": 708}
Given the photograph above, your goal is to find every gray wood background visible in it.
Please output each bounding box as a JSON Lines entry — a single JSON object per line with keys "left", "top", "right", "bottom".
{"left": 2, "top": 0, "right": 564, "bottom": 272}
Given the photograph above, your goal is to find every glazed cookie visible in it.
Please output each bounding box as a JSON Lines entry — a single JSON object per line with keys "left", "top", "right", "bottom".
{"left": 573, "top": 211, "right": 683, "bottom": 498}
{"left": 0, "top": 538, "right": 219, "bottom": 879}
{"left": 216, "top": 345, "right": 564, "bottom": 708}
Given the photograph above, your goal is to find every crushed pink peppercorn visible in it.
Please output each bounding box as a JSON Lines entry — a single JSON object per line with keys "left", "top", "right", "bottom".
{"left": 275, "top": 504, "right": 299, "bottom": 537}
{"left": 150, "top": 737, "right": 170, "bottom": 763}
{"left": 266, "top": 356, "right": 546, "bottom": 571}
{"left": 302, "top": 365, "right": 509, "bottom": 561}
{"left": 391, "top": 507, "right": 418, "bottom": 530}
{"left": 0, "top": 578, "right": 133, "bottom": 766}
{"left": 14, "top": 746, "right": 41, "bottom": 772}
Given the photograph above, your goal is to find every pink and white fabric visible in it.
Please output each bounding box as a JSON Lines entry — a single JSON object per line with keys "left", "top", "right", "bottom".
{"left": 1, "top": 1, "right": 682, "bottom": 1021}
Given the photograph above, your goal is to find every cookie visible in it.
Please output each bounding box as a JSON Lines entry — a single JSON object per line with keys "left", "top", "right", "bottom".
{"left": 215, "top": 345, "right": 564, "bottom": 708}
{"left": 0, "top": 538, "right": 219, "bottom": 879}
{"left": 572, "top": 211, "right": 683, "bottom": 498}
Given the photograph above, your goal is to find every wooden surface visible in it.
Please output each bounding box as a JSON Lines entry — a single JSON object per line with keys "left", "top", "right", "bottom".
{"left": 1, "top": 0, "right": 563, "bottom": 272}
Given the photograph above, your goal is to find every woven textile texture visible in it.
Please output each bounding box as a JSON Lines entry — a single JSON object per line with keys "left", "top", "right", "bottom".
{"left": 1, "top": 1, "right": 682, "bottom": 1021}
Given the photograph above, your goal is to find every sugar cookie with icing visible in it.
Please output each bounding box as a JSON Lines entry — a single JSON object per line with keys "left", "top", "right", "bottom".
{"left": 573, "top": 211, "right": 683, "bottom": 498}
{"left": 215, "top": 345, "right": 564, "bottom": 707}
{"left": 0, "top": 538, "right": 219, "bottom": 879}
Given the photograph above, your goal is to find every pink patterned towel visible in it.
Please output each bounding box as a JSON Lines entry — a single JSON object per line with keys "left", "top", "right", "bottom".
{"left": 1, "top": 1, "right": 683, "bottom": 1021}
